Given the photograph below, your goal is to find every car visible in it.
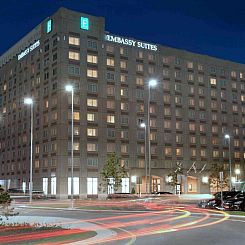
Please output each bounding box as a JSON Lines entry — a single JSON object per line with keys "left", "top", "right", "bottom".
{"left": 223, "top": 192, "right": 245, "bottom": 211}
{"left": 198, "top": 191, "right": 240, "bottom": 209}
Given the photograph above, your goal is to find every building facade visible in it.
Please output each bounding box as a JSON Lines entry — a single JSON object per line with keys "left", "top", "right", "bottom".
{"left": 0, "top": 7, "right": 244, "bottom": 198}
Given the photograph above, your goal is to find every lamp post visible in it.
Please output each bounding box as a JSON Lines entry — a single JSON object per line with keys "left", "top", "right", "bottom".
{"left": 24, "top": 97, "right": 33, "bottom": 203}
{"left": 65, "top": 85, "right": 74, "bottom": 209}
{"left": 225, "top": 134, "right": 232, "bottom": 190}
{"left": 148, "top": 79, "right": 157, "bottom": 194}
{"left": 235, "top": 169, "right": 241, "bottom": 182}
{"left": 140, "top": 122, "right": 147, "bottom": 193}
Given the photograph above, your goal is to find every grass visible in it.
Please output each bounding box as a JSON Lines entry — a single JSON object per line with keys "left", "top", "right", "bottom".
{"left": 226, "top": 211, "right": 245, "bottom": 216}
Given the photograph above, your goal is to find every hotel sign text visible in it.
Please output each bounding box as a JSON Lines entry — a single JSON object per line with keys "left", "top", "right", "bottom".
{"left": 17, "top": 40, "right": 40, "bottom": 60}
{"left": 105, "top": 34, "right": 158, "bottom": 51}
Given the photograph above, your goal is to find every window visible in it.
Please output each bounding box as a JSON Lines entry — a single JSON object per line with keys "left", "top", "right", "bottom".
{"left": 87, "top": 143, "right": 97, "bottom": 152}
{"left": 210, "top": 78, "right": 216, "bottom": 85}
{"left": 87, "top": 113, "right": 95, "bottom": 122}
{"left": 120, "top": 61, "right": 127, "bottom": 69}
{"left": 87, "top": 69, "right": 98, "bottom": 78}
{"left": 87, "top": 158, "right": 98, "bottom": 167}
{"left": 87, "top": 83, "right": 98, "bottom": 93}
{"left": 69, "top": 36, "right": 80, "bottom": 45}
{"left": 87, "top": 54, "right": 98, "bottom": 63}
{"left": 87, "top": 128, "right": 97, "bottom": 137}
{"left": 106, "top": 58, "right": 114, "bottom": 66}
{"left": 165, "top": 147, "right": 172, "bottom": 156}
{"left": 137, "top": 64, "right": 143, "bottom": 72}
{"left": 87, "top": 98, "right": 98, "bottom": 107}
{"left": 107, "top": 100, "right": 115, "bottom": 109}
{"left": 73, "top": 112, "right": 80, "bottom": 120}
{"left": 121, "top": 144, "right": 128, "bottom": 153}
{"left": 69, "top": 51, "right": 80, "bottom": 60}
{"left": 136, "top": 77, "right": 144, "bottom": 86}
{"left": 187, "top": 61, "right": 193, "bottom": 69}
{"left": 176, "top": 148, "right": 182, "bottom": 156}
{"left": 107, "top": 115, "right": 115, "bottom": 123}
{"left": 87, "top": 178, "right": 98, "bottom": 195}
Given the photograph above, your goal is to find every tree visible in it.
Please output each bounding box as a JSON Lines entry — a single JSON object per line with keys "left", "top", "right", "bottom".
{"left": 209, "top": 163, "right": 229, "bottom": 193}
{"left": 100, "top": 153, "right": 127, "bottom": 194}
{"left": 0, "top": 185, "right": 17, "bottom": 220}
{"left": 167, "top": 162, "right": 183, "bottom": 193}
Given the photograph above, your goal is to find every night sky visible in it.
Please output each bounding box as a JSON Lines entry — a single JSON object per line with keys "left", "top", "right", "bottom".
{"left": 1, "top": 0, "right": 245, "bottom": 64}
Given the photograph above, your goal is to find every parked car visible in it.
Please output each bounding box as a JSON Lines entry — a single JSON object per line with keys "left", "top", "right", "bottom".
{"left": 223, "top": 192, "right": 245, "bottom": 211}
{"left": 198, "top": 191, "right": 240, "bottom": 209}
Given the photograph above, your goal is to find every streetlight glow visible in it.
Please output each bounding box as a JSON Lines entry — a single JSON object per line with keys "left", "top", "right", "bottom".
{"left": 149, "top": 79, "right": 157, "bottom": 87}
{"left": 24, "top": 97, "right": 33, "bottom": 105}
{"left": 65, "top": 84, "right": 73, "bottom": 92}
{"left": 235, "top": 169, "right": 241, "bottom": 175}
{"left": 140, "top": 122, "right": 146, "bottom": 128}
{"left": 225, "top": 134, "right": 230, "bottom": 139}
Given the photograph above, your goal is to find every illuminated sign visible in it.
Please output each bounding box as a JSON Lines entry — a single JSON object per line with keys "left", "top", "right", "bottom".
{"left": 105, "top": 34, "right": 158, "bottom": 51}
{"left": 17, "top": 40, "right": 40, "bottom": 60}
{"left": 81, "top": 17, "right": 89, "bottom": 30}
{"left": 46, "top": 19, "right": 52, "bottom": 33}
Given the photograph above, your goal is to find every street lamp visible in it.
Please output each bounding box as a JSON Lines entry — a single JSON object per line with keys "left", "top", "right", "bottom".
{"left": 24, "top": 97, "right": 33, "bottom": 203}
{"left": 225, "top": 134, "right": 232, "bottom": 190}
{"left": 235, "top": 169, "right": 241, "bottom": 181}
{"left": 148, "top": 79, "right": 157, "bottom": 194}
{"left": 140, "top": 122, "right": 147, "bottom": 193}
{"left": 65, "top": 85, "right": 74, "bottom": 208}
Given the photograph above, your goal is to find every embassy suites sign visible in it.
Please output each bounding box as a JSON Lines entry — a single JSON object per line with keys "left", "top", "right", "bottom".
{"left": 105, "top": 34, "right": 158, "bottom": 51}
{"left": 17, "top": 40, "right": 40, "bottom": 60}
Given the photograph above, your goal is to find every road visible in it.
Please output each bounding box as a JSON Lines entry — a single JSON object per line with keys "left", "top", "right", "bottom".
{"left": 11, "top": 199, "right": 245, "bottom": 245}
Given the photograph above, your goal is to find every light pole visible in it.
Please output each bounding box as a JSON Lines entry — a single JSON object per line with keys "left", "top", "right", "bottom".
{"left": 140, "top": 122, "right": 147, "bottom": 193}
{"left": 24, "top": 97, "right": 33, "bottom": 203}
{"left": 225, "top": 134, "right": 232, "bottom": 190}
{"left": 148, "top": 79, "right": 157, "bottom": 194}
{"left": 65, "top": 85, "right": 74, "bottom": 209}
{"left": 235, "top": 168, "right": 241, "bottom": 182}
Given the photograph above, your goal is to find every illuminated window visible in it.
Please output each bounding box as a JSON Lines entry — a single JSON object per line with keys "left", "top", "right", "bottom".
{"left": 46, "top": 19, "right": 52, "bottom": 33}
{"left": 121, "top": 144, "right": 128, "bottom": 153}
{"left": 87, "top": 178, "right": 98, "bottom": 195}
{"left": 87, "top": 128, "right": 97, "bottom": 137}
{"left": 200, "top": 149, "right": 206, "bottom": 157}
{"left": 87, "top": 54, "right": 97, "bottom": 63}
{"left": 189, "top": 123, "right": 196, "bottom": 131}
{"left": 34, "top": 160, "right": 40, "bottom": 169}
{"left": 87, "top": 113, "right": 95, "bottom": 122}
{"left": 121, "top": 102, "right": 128, "bottom": 111}
{"left": 106, "top": 45, "right": 114, "bottom": 52}
{"left": 106, "top": 58, "right": 115, "bottom": 66}
{"left": 87, "top": 99, "right": 97, "bottom": 107}
{"left": 187, "top": 61, "right": 193, "bottom": 69}
{"left": 120, "top": 61, "right": 127, "bottom": 69}
{"left": 73, "top": 112, "right": 80, "bottom": 120}
{"left": 120, "top": 74, "right": 127, "bottom": 83}
{"left": 165, "top": 147, "right": 172, "bottom": 156}
{"left": 69, "top": 51, "right": 80, "bottom": 60}
{"left": 176, "top": 148, "right": 182, "bottom": 156}
{"left": 191, "top": 149, "right": 196, "bottom": 157}
{"left": 136, "top": 77, "right": 144, "bottom": 86}
{"left": 107, "top": 115, "right": 115, "bottom": 124}
{"left": 234, "top": 152, "right": 240, "bottom": 159}
{"left": 69, "top": 36, "right": 80, "bottom": 46}
{"left": 210, "top": 78, "right": 216, "bottom": 85}
{"left": 231, "top": 71, "right": 237, "bottom": 78}
{"left": 137, "top": 64, "right": 143, "bottom": 72}
{"left": 87, "top": 69, "right": 98, "bottom": 78}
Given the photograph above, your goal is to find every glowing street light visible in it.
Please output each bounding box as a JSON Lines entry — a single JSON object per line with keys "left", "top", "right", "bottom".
{"left": 148, "top": 80, "right": 157, "bottom": 194}
{"left": 140, "top": 122, "right": 147, "bottom": 193}
{"left": 65, "top": 85, "right": 74, "bottom": 209}
{"left": 224, "top": 134, "right": 232, "bottom": 190}
{"left": 24, "top": 97, "right": 33, "bottom": 203}
{"left": 235, "top": 169, "right": 241, "bottom": 181}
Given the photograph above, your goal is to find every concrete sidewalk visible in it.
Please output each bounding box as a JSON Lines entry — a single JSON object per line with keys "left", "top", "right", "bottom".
{"left": 3, "top": 215, "right": 116, "bottom": 245}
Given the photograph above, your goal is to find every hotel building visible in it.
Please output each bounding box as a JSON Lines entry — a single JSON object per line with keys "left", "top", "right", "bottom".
{"left": 0, "top": 7, "right": 244, "bottom": 197}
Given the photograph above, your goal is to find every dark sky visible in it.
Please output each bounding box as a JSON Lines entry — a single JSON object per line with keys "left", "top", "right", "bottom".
{"left": 1, "top": 0, "right": 245, "bottom": 63}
